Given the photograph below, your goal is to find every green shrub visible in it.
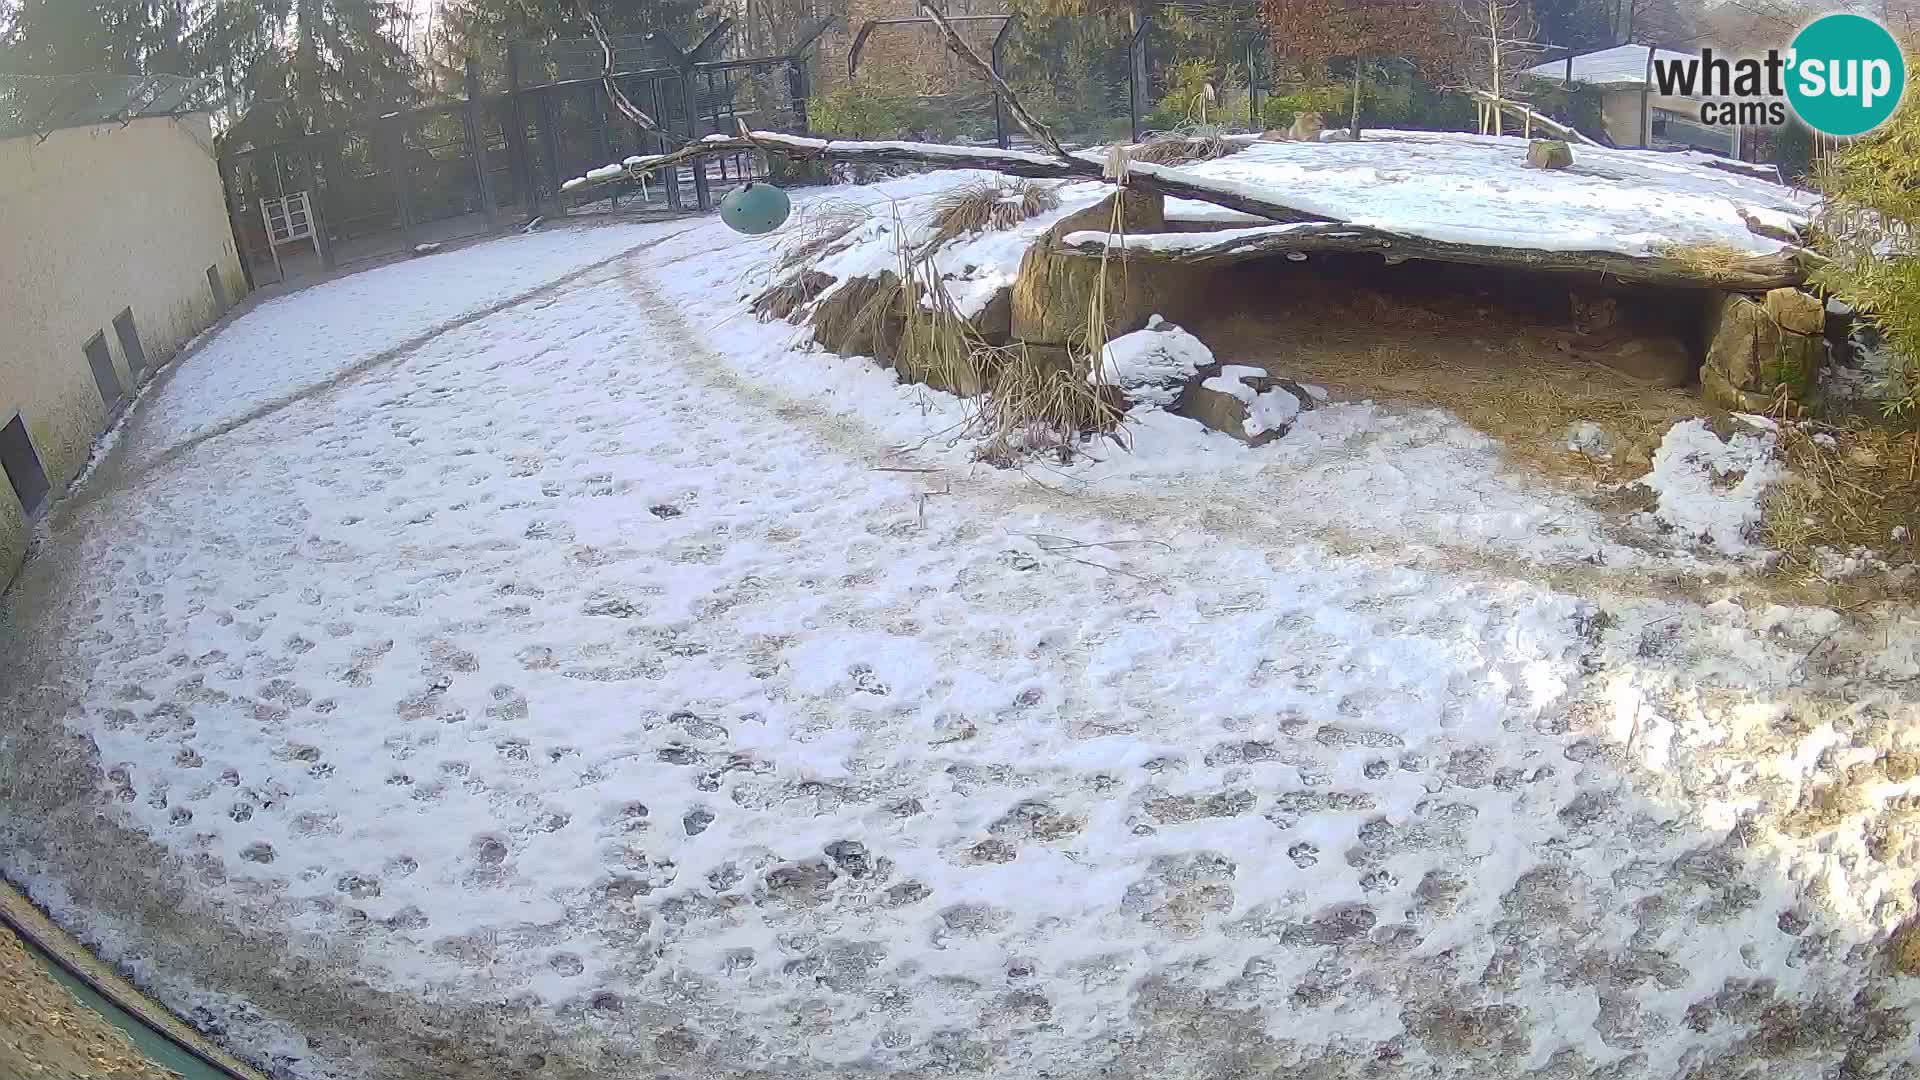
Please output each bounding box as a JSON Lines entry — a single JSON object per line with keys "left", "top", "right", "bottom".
{"left": 808, "top": 77, "right": 920, "bottom": 139}
{"left": 1813, "top": 56, "right": 1920, "bottom": 417}
{"left": 1260, "top": 84, "right": 1350, "bottom": 130}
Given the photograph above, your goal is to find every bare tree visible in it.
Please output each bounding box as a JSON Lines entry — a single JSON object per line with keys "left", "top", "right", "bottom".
{"left": 1455, "top": 0, "right": 1537, "bottom": 134}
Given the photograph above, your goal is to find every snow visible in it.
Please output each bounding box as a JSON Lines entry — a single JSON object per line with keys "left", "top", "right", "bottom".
{"left": 1161, "top": 131, "right": 1811, "bottom": 257}
{"left": 120, "top": 217, "right": 695, "bottom": 470}
{"left": 793, "top": 172, "right": 1108, "bottom": 319}
{"left": 1638, "top": 418, "right": 1783, "bottom": 556}
{"left": 823, "top": 132, "right": 1813, "bottom": 281}
{"left": 1093, "top": 316, "right": 1213, "bottom": 406}
{"left": 4, "top": 170, "right": 1917, "bottom": 1080}
{"left": 1198, "top": 365, "right": 1306, "bottom": 440}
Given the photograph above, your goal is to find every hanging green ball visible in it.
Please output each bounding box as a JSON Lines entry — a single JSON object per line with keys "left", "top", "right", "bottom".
{"left": 719, "top": 181, "right": 792, "bottom": 236}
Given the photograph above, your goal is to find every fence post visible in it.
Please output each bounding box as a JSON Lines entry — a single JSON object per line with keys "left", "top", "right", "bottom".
{"left": 1128, "top": 13, "right": 1151, "bottom": 142}
{"left": 378, "top": 108, "right": 418, "bottom": 247}
{"left": 538, "top": 85, "right": 567, "bottom": 216}
{"left": 991, "top": 19, "right": 1015, "bottom": 150}
{"left": 653, "top": 77, "right": 682, "bottom": 210}
{"left": 465, "top": 58, "right": 501, "bottom": 228}
{"left": 507, "top": 46, "right": 538, "bottom": 219}
{"left": 683, "top": 67, "right": 710, "bottom": 210}
{"left": 301, "top": 137, "right": 336, "bottom": 270}
{"left": 786, "top": 59, "right": 809, "bottom": 134}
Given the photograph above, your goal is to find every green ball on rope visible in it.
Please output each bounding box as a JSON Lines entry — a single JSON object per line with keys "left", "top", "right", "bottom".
{"left": 719, "top": 181, "right": 792, "bottom": 236}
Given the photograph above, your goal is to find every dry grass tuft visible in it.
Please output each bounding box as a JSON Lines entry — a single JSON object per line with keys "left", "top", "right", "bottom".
{"left": 777, "top": 198, "right": 873, "bottom": 271}
{"left": 974, "top": 343, "right": 1127, "bottom": 466}
{"left": 1762, "top": 414, "right": 1920, "bottom": 577}
{"left": 1658, "top": 241, "right": 1762, "bottom": 277}
{"left": 1130, "top": 129, "right": 1242, "bottom": 166}
{"left": 1889, "top": 919, "right": 1920, "bottom": 977}
{"left": 924, "top": 180, "right": 1061, "bottom": 251}
{"left": 751, "top": 269, "right": 836, "bottom": 322}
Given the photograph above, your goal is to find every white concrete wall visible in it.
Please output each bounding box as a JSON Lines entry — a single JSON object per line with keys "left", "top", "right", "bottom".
{"left": 1598, "top": 88, "right": 1709, "bottom": 147}
{"left": 0, "top": 113, "right": 244, "bottom": 584}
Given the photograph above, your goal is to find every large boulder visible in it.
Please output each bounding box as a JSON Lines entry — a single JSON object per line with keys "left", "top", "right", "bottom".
{"left": 1092, "top": 315, "right": 1213, "bottom": 408}
{"left": 1524, "top": 139, "right": 1574, "bottom": 170}
{"left": 1176, "top": 363, "right": 1318, "bottom": 446}
{"left": 1765, "top": 287, "right": 1825, "bottom": 335}
{"left": 1701, "top": 291, "right": 1821, "bottom": 410}
{"left": 1012, "top": 189, "right": 1201, "bottom": 347}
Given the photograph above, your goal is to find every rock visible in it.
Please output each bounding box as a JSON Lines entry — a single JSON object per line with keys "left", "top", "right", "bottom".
{"left": 1565, "top": 421, "right": 1614, "bottom": 459}
{"left": 1012, "top": 189, "right": 1203, "bottom": 346}
{"left": 1765, "top": 287, "right": 1825, "bottom": 335}
{"left": 972, "top": 287, "right": 1012, "bottom": 342}
{"left": 752, "top": 270, "right": 835, "bottom": 322}
{"left": 812, "top": 273, "right": 904, "bottom": 360}
{"left": 1701, "top": 365, "right": 1779, "bottom": 413}
{"left": 1525, "top": 140, "right": 1573, "bottom": 170}
{"left": 1703, "top": 292, "right": 1819, "bottom": 404}
{"left": 1176, "top": 364, "right": 1316, "bottom": 446}
{"left": 1094, "top": 316, "right": 1214, "bottom": 408}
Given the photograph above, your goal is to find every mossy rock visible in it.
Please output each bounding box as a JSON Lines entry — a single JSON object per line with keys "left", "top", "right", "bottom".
{"left": 1705, "top": 291, "right": 1821, "bottom": 400}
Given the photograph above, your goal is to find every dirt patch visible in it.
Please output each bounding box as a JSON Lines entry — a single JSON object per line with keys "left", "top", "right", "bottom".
{"left": 0, "top": 922, "right": 176, "bottom": 1080}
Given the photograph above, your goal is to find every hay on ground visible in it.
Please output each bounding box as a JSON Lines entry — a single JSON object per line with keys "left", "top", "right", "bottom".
{"left": 1130, "top": 128, "right": 1243, "bottom": 166}
{"left": 1763, "top": 417, "right": 1920, "bottom": 578}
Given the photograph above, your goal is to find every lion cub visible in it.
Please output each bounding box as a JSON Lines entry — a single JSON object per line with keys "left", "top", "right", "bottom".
{"left": 1561, "top": 292, "right": 1695, "bottom": 389}
{"left": 1259, "top": 111, "right": 1325, "bottom": 143}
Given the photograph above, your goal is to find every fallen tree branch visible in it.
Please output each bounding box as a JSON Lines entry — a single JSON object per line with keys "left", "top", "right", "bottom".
{"left": 1466, "top": 91, "right": 1601, "bottom": 147}
{"left": 596, "top": 131, "right": 1336, "bottom": 222}
{"left": 1055, "top": 222, "right": 1808, "bottom": 290}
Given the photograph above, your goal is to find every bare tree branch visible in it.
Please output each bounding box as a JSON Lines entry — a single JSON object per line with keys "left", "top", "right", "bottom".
{"left": 574, "top": 0, "right": 669, "bottom": 139}
{"left": 913, "top": 0, "right": 1074, "bottom": 166}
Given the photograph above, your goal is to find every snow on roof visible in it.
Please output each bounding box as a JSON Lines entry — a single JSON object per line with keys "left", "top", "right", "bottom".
{"left": 1526, "top": 44, "right": 1700, "bottom": 90}
{"left": 1167, "top": 130, "right": 1812, "bottom": 258}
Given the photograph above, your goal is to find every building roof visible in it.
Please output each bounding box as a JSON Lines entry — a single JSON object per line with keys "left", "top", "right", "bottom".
{"left": 1525, "top": 44, "right": 1699, "bottom": 90}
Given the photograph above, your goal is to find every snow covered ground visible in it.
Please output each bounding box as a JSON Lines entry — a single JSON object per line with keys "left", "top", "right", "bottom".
{"left": 4, "top": 172, "right": 1919, "bottom": 1080}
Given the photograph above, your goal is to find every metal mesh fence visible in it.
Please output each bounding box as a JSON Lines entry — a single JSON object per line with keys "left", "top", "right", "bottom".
{"left": 0, "top": 73, "right": 212, "bottom": 140}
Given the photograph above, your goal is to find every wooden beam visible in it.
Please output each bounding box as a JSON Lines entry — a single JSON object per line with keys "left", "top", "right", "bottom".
{"left": 1054, "top": 223, "right": 1808, "bottom": 291}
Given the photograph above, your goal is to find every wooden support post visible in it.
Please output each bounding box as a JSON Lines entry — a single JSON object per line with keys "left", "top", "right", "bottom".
{"left": 217, "top": 154, "right": 258, "bottom": 291}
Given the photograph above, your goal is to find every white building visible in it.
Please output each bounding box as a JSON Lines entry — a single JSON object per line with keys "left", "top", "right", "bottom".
{"left": 1525, "top": 44, "right": 1742, "bottom": 156}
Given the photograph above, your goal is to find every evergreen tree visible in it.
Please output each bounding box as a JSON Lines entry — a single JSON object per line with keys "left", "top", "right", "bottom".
{"left": 0, "top": 0, "right": 190, "bottom": 76}
{"left": 220, "top": 0, "right": 419, "bottom": 143}
{"left": 1533, "top": 0, "right": 1614, "bottom": 49}
{"left": 429, "top": 0, "right": 709, "bottom": 94}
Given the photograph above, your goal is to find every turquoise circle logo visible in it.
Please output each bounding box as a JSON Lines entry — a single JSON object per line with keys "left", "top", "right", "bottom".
{"left": 1786, "top": 13, "right": 1906, "bottom": 137}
